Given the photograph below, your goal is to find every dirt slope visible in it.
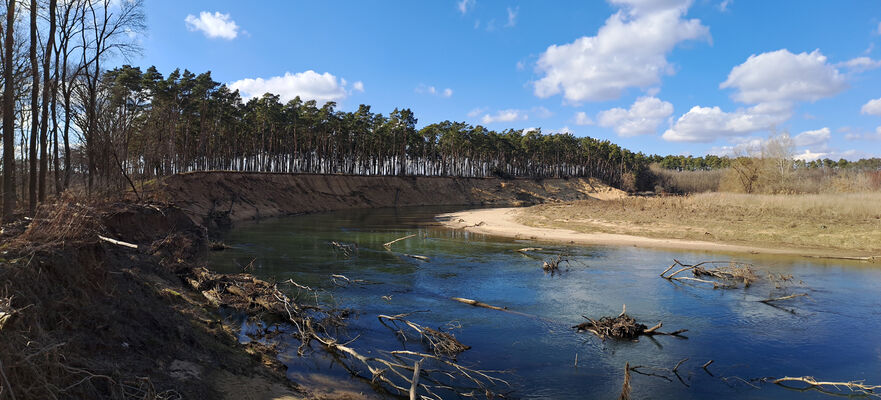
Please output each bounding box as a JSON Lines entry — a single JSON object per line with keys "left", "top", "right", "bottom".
{"left": 150, "top": 172, "right": 624, "bottom": 229}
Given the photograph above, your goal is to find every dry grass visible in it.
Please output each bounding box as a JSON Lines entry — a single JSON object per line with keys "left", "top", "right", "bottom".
{"left": 651, "top": 165, "right": 723, "bottom": 193}
{"left": 519, "top": 192, "right": 881, "bottom": 254}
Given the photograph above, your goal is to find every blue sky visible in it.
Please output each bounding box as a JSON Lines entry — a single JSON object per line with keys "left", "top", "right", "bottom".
{"left": 131, "top": 0, "right": 881, "bottom": 160}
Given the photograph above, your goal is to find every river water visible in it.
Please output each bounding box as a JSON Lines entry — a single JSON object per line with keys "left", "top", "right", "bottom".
{"left": 207, "top": 206, "right": 881, "bottom": 399}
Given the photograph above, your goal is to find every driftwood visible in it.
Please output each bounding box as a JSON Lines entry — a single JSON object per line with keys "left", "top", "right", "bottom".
{"left": 403, "top": 254, "right": 430, "bottom": 262}
{"left": 542, "top": 253, "right": 571, "bottom": 274}
{"left": 383, "top": 234, "right": 430, "bottom": 261}
{"left": 97, "top": 235, "right": 138, "bottom": 249}
{"left": 661, "top": 259, "right": 757, "bottom": 288}
{"left": 515, "top": 247, "right": 543, "bottom": 253}
{"left": 759, "top": 293, "right": 807, "bottom": 304}
{"left": 384, "top": 234, "right": 417, "bottom": 250}
{"left": 626, "top": 358, "right": 693, "bottom": 388}
{"left": 451, "top": 297, "right": 507, "bottom": 311}
{"left": 410, "top": 358, "right": 422, "bottom": 400}
{"left": 329, "top": 241, "right": 357, "bottom": 258}
{"left": 574, "top": 305, "right": 687, "bottom": 340}
{"left": 330, "top": 274, "right": 369, "bottom": 286}
{"left": 761, "top": 376, "right": 881, "bottom": 396}
{"left": 271, "top": 278, "right": 507, "bottom": 399}
{"left": 619, "top": 362, "right": 632, "bottom": 400}
{"left": 378, "top": 313, "right": 470, "bottom": 358}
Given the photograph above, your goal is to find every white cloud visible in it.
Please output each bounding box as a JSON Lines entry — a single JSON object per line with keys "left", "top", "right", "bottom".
{"left": 532, "top": 106, "right": 553, "bottom": 118}
{"left": 662, "top": 102, "right": 791, "bottom": 142}
{"left": 794, "top": 149, "right": 872, "bottom": 162}
{"left": 720, "top": 49, "right": 846, "bottom": 104}
{"left": 467, "top": 107, "right": 487, "bottom": 118}
{"left": 481, "top": 109, "right": 527, "bottom": 124}
{"left": 861, "top": 97, "right": 881, "bottom": 116}
{"left": 837, "top": 57, "right": 881, "bottom": 72}
{"left": 416, "top": 84, "right": 453, "bottom": 98}
{"left": 794, "top": 149, "right": 828, "bottom": 161}
{"left": 665, "top": 49, "right": 847, "bottom": 142}
{"left": 792, "top": 127, "right": 830, "bottom": 147}
{"left": 574, "top": 111, "right": 594, "bottom": 126}
{"left": 598, "top": 96, "right": 673, "bottom": 136}
{"left": 506, "top": 6, "right": 519, "bottom": 27}
{"left": 230, "top": 70, "right": 354, "bottom": 103}
{"left": 719, "top": 0, "right": 732, "bottom": 11}
{"left": 844, "top": 126, "right": 881, "bottom": 141}
{"left": 708, "top": 137, "right": 765, "bottom": 157}
{"left": 352, "top": 81, "right": 365, "bottom": 92}
{"left": 457, "top": 0, "right": 475, "bottom": 14}
{"left": 516, "top": 60, "right": 526, "bottom": 70}
{"left": 184, "top": 11, "right": 239, "bottom": 40}
{"left": 534, "top": 0, "right": 708, "bottom": 102}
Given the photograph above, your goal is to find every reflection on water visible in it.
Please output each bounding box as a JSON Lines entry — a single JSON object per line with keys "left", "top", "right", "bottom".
{"left": 208, "top": 206, "right": 881, "bottom": 399}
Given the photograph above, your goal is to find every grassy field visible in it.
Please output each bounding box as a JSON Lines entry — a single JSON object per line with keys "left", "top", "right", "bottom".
{"left": 517, "top": 193, "right": 881, "bottom": 255}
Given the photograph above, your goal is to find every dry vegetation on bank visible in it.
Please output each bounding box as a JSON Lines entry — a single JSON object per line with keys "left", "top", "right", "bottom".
{"left": 518, "top": 192, "right": 881, "bottom": 255}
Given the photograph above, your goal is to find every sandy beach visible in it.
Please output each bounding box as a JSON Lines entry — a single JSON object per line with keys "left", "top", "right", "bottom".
{"left": 437, "top": 207, "right": 879, "bottom": 261}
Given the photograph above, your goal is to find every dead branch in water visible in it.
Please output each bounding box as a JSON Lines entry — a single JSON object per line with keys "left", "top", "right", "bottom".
{"left": 403, "top": 253, "right": 430, "bottom": 262}
{"left": 574, "top": 304, "right": 687, "bottom": 340}
{"left": 515, "top": 247, "right": 543, "bottom": 253}
{"left": 378, "top": 313, "right": 471, "bottom": 358}
{"left": 661, "top": 259, "right": 757, "bottom": 288}
{"left": 542, "top": 253, "right": 570, "bottom": 275}
{"left": 330, "top": 274, "right": 370, "bottom": 287}
{"left": 384, "top": 234, "right": 417, "bottom": 250}
{"left": 619, "top": 362, "right": 632, "bottom": 400}
{"left": 451, "top": 297, "right": 507, "bottom": 311}
{"left": 266, "top": 276, "right": 508, "bottom": 399}
{"left": 759, "top": 293, "right": 807, "bottom": 304}
{"left": 760, "top": 376, "right": 881, "bottom": 396}
{"left": 329, "top": 241, "right": 357, "bottom": 258}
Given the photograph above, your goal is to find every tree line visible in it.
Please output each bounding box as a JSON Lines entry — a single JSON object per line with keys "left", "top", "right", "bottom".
{"left": 89, "top": 65, "right": 656, "bottom": 192}
{"left": 652, "top": 153, "right": 881, "bottom": 172}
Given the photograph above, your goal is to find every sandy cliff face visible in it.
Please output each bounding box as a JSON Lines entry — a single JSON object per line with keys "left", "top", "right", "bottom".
{"left": 150, "top": 172, "right": 624, "bottom": 228}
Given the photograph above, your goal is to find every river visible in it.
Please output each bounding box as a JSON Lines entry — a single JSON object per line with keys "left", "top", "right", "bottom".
{"left": 207, "top": 206, "right": 881, "bottom": 399}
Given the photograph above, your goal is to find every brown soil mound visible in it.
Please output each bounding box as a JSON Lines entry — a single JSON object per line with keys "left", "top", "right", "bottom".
{"left": 0, "top": 201, "right": 302, "bottom": 399}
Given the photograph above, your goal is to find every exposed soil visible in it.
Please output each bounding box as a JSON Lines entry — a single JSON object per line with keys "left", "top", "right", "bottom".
{"left": 0, "top": 201, "right": 306, "bottom": 399}
{"left": 145, "top": 172, "right": 625, "bottom": 232}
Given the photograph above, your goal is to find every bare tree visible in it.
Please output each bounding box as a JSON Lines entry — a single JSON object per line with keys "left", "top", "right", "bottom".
{"left": 27, "top": 0, "right": 37, "bottom": 213}
{"left": 54, "top": 0, "right": 83, "bottom": 190}
{"left": 77, "top": 0, "right": 143, "bottom": 194}
{"left": 2, "top": 0, "right": 17, "bottom": 221}
{"left": 38, "top": 0, "right": 57, "bottom": 201}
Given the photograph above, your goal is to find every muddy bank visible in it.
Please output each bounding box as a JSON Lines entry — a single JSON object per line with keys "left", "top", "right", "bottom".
{"left": 149, "top": 172, "right": 624, "bottom": 230}
{"left": 0, "top": 200, "right": 306, "bottom": 399}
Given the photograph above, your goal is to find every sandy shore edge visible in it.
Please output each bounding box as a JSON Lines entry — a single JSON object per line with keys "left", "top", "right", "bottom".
{"left": 437, "top": 207, "right": 879, "bottom": 261}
